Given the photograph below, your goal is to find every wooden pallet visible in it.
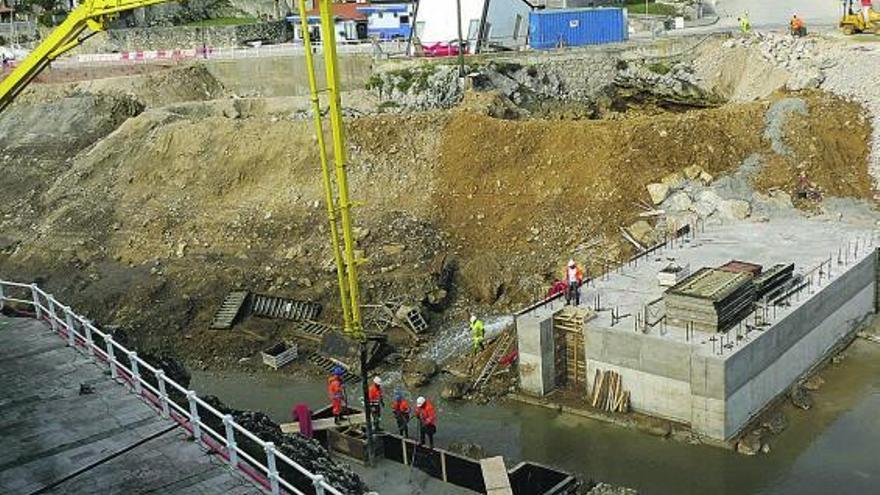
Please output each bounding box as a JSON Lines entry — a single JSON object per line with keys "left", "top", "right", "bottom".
{"left": 291, "top": 320, "right": 335, "bottom": 343}
{"left": 252, "top": 294, "right": 322, "bottom": 321}
{"left": 210, "top": 291, "right": 249, "bottom": 329}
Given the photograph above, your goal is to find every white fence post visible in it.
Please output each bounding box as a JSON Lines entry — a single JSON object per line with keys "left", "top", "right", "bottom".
{"left": 0, "top": 283, "right": 5, "bottom": 311}
{"left": 84, "top": 323, "right": 95, "bottom": 358}
{"left": 223, "top": 415, "right": 238, "bottom": 467}
{"left": 129, "top": 351, "right": 142, "bottom": 394}
{"left": 264, "top": 442, "right": 281, "bottom": 495}
{"left": 106, "top": 334, "right": 118, "bottom": 379}
{"left": 30, "top": 284, "right": 42, "bottom": 320}
{"left": 47, "top": 296, "right": 59, "bottom": 333}
{"left": 187, "top": 391, "right": 201, "bottom": 441}
{"left": 313, "top": 475, "right": 326, "bottom": 495}
{"left": 156, "top": 370, "right": 170, "bottom": 418}
{"left": 64, "top": 307, "right": 76, "bottom": 347}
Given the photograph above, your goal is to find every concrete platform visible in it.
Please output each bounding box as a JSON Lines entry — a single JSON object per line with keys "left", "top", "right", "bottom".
{"left": 517, "top": 217, "right": 879, "bottom": 441}
{"left": 0, "top": 316, "right": 260, "bottom": 495}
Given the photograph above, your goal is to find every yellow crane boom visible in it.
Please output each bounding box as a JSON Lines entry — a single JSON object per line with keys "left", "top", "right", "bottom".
{"left": 0, "top": 0, "right": 177, "bottom": 112}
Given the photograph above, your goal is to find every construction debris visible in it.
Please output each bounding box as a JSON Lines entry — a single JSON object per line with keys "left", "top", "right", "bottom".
{"left": 590, "top": 370, "right": 630, "bottom": 413}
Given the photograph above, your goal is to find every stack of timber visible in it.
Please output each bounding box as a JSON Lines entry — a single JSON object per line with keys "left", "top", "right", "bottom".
{"left": 753, "top": 263, "right": 795, "bottom": 300}
{"left": 590, "top": 370, "right": 629, "bottom": 413}
{"left": 665, "top": 267, "right": 756, "bottom": 333}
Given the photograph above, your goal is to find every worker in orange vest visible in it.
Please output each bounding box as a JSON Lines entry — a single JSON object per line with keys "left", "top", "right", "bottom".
{"left": 415, "top": 396, "right": 437, "bottom": 448}
{"left": 368, "top": 376, "right": 384, "bottom": 431}
{"left": 391, "top": 390, "right": 411, "bottom": 437}
{"left": 564, "top": 259, "right": 585, "bottom": 306}
{"left": 328, "top": 366, "right": 346, "bottom": 424}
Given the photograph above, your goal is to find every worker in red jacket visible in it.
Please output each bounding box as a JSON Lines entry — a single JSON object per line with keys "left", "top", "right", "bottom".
{"left": 368, "top": 376, "right": 384, "bottom": 431}
{"left": 328, "top": 366, "right": 346, "bottom": 424}
{"left": 391, "top": 390, "right": 411, "bottom": 437}
{"left": 415, "top": 396, "right": 437, "bottom": 448}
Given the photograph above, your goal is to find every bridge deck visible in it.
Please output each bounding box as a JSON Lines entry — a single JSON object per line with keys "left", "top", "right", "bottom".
{"left": 0, "top": 316, "right": 260, "bottom": 494}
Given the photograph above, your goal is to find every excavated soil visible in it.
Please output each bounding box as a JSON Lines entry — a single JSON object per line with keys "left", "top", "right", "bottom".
{"left": 0, "top": 56, "right": 872, "bottom": 371}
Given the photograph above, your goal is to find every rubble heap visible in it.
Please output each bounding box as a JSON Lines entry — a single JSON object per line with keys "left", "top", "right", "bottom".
{"left": 201, "top": 396, "right": 369, "bottom": 495}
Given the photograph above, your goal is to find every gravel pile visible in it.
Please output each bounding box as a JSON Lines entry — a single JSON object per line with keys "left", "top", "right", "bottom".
{"left": 201, "top": 396, "right": 370, "bottom": 495}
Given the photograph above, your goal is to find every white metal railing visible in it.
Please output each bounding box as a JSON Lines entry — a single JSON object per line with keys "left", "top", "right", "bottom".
{"left": 0, "top": 280, "right": 344, "bottom": 495}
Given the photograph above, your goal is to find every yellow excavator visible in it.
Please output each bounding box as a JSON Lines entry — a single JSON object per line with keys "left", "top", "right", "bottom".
{"left": 840, "top": 0, "right": 880, "bottom": 35}
{"left": 0, "top": 0, "right": 177, "bottom": 112}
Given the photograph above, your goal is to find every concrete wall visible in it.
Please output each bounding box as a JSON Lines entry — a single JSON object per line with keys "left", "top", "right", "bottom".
{"left": 516, "top": 310, "right": 556, "bottom": 396}
{"left": 584, "top": 328, "right": 695, "bottom": 421}
{"left": 203, "top": 54, "right": 373, "bottom": 97}
{"left": 81, "top": 22, "right": 292, "bottom": 53}
{"left": 579, "top": 250, "right": 877, "bottom": 440}
{"left": 723, "top": 252, "right": 878, "bottom": 438}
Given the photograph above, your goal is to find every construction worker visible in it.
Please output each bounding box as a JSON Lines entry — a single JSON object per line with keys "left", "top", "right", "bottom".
{"left": 368, "top": 376, "right": 384, "bottom": 431}
{"left": 391, "top": 390, "right": 411, "bottom": 437}
{"left": 547, "top": 277, "right": 567, "bottom": 299}
{"left": 564, "top": 259, "right": 584, "bottom": 306}
{"left": 415, "top": 396, "right": 437, "bottom": 449}
{"left": 328, "top": 366, "right": 346, "bottom": 424}
{"left": 864, "top": 0, "right": 874, "bottom": 24}
{"left": 790, "top": 14, "right": 807, "bottom": 37}
{"left": 737, "top": 11, "right": 751, "bottom": 33}
{"left": 470, "top": 315, "right": 485, "bottom": 354}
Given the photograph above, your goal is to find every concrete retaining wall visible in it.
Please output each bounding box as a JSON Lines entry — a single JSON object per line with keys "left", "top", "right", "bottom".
{"left": 81, "top": 21, "right": 292, "bottom": 53}
{"left": 517, "top": 309, "right": 556, "bottom": 396}
{"left": 203, "top": 55, "right": 373, "bottom": 97}
{"left": 723, "top": 252, "right": 877, "bottom": 437}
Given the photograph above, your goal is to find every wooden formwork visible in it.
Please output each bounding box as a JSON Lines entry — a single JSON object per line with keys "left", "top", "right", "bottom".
{"left": 552, "top": 307, "right": 593, "bottom": 391}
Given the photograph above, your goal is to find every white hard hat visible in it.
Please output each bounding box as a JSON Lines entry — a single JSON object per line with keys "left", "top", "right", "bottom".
{"left": 568, "top": 259, "right": 576, "bottom": 267}
{"left": 416, "top": 396, "right": 426, "bottom": 407}
{"left": 470, "top": 315, "right": 477, "bottom": 323}
{"left": 373, "top": 376, "right": 382, "bottom": 385}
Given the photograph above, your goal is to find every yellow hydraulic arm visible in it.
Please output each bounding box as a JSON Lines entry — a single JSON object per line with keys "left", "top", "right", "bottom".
{"left": 0, "top": 0, "right": 177, "bottom": 112}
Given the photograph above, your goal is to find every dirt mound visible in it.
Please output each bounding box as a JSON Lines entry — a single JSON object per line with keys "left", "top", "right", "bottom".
{"left": 17, "top": 65, "right": 226, "bottom": 108}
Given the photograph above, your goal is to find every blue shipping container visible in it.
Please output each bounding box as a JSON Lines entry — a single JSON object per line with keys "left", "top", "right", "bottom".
{"left": 529, "top": 8, "right": 628, "bottom": 50}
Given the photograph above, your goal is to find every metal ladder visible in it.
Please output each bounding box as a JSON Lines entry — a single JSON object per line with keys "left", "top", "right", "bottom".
{"left": 472, "top": 331, "right": 514, "bottom": 392}
{"left": 306, "top": 352, "right": 358, "bottom": 383}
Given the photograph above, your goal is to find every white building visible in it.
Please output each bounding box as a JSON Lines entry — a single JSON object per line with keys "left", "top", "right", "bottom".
{"left": 414, "top": 0, "right": 533, "bottom": 52}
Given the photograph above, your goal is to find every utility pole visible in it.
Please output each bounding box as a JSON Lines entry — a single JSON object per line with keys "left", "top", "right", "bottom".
{"left": 455, "top": 0, "right": 465, "bottom": 78}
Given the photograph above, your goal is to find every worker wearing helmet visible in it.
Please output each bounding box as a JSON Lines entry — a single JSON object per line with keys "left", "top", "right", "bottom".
{"left": 469, "top": 315, "right": 485, "bottom": 354}
{"left": 564, "top": 259, "right": 585, "bottom": 306}
{"left": 328, "top": 366, "right": 347, "bottom": 424}
{"left": 415, "top": 396, "right": 437, "bottom": 448}
{"left": 790, "top": 14, "right": 806, "bottom": 37}
{"left": 391, "top": 390, "right": 411, "bottom": 437}
{"left": 368, "top": 376, "right": 384, "bottom": 431}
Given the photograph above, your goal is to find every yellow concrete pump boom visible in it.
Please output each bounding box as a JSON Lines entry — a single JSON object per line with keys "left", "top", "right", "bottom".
{"left": 0, "top": 0, "right": 177, "bottom": 112}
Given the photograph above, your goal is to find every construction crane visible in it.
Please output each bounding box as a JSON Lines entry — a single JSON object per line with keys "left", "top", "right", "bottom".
{"left": 295, "top": 0, "right": 376, "bottom": 464}
{"left": 0, "top": 0, "right": 177, "bottom": 112}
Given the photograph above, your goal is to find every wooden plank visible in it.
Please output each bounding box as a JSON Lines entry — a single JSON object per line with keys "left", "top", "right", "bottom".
{"left": 280, "top": 413, "right": 366, "bottom": 434}
{"left": 480, "top": 456, "right": 513, "bottom": 495}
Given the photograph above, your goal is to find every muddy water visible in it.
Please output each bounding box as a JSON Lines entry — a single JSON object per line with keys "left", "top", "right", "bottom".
{"left": 192, "top": 332, "right": 880, "bottom": 495}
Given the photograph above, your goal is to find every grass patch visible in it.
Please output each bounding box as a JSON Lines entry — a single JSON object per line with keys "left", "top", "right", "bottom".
{"left": 625, "top": 0, "right": 678, "bottom": 16}
{"left": 185, "top": 17, "right": 259, "bottom": 27}
{"left": 646, "top": 61, "right": 671, "bottom": 75}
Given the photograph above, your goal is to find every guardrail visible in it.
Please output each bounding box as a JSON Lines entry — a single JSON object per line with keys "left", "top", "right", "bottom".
{"left": 0, "top": 280, "right": 344, "bottom": 495}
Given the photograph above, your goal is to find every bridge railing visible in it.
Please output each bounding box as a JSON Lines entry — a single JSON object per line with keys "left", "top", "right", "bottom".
{"left": 0, "top": 280, "right": 344, "bottom": 495}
